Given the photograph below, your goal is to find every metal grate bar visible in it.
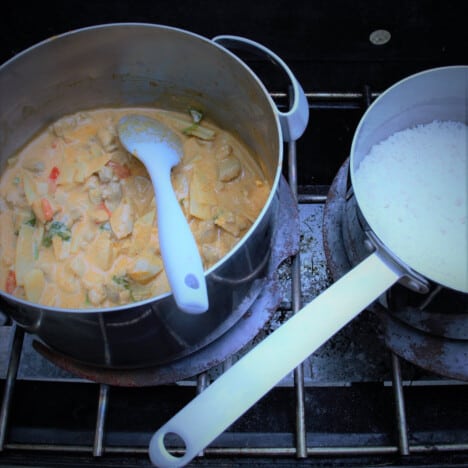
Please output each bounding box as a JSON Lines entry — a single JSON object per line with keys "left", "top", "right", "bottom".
{"left": 298, "top": 193, "right": 328, "bottom": 203}
{"left": 391, "top": 353, "right": 410, "bottom": 456}
{"left": 288, "top": 127, "right": 307, "bottom": 459}
{"left": 0, "top": 326, "right": 24, "bottom": 450}
{"left": 0, "top": 89, "right": 467, "bottom": 467}
{"left": 3, "top": 441, "right": 468, "bottom": 457}
{"left": 196, "top": 372, "right": 210, "bottom": 457}
{"left": 93, "top": 383, "right": 109, "bottom": 457}
{"left": 271, "top": 92, "right": 381, "bottom": 101}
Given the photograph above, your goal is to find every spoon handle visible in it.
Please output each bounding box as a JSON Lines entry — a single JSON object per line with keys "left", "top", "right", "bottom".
{"left": 151, "top": 166, "right": 208, "bottom": 314}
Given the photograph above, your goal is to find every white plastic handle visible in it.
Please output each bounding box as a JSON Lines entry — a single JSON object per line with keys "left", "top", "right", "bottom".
{"left": 146, "top": 154, "right": 208, "bottom": 315}
{"left": 149, "top": 252, "right": 402, "bottom": 466}
{"left": 212, "top": 35, "right": 309, "bottom": 142}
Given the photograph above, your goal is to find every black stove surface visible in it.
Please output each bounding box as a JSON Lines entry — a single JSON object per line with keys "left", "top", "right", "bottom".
{"left": 2, "top": 0, "right": 466, "bottom": 187}
{"left": 1, "top": 1, "right": 467, "bottom": 467}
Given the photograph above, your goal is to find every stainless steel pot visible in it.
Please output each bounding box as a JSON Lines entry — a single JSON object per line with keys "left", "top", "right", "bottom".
{"left": 0, "top": 24, "right": 308, "bottom": 367}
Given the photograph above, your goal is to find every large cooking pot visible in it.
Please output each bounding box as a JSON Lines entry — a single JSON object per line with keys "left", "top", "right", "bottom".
{"left": 149, "top": 66, "right": 468, "bottom": 467}
{"left": 0, "top": 24, "right": 308, "bottom": 367}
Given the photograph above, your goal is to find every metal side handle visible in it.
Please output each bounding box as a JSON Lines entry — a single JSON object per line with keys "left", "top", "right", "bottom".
{"left": 212, "top": 35, "right": 309, "bottom": 142}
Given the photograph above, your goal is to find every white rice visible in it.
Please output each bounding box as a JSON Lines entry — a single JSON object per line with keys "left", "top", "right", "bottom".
{"left": 354, "top": 120, "right": 467, "bottom": 292}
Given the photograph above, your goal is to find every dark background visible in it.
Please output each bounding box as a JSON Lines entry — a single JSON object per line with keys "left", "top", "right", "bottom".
{"left": 2, "top": 0, "right": 466, "bottom": 89}
{"left": 1, "top": 0, "right": 467, "bottom": 184}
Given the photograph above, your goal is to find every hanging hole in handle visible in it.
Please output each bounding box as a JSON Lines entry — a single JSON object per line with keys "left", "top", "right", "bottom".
{"left": 163, "top": 432, "right": 187, "bottom": 458}
{"left": 150, "top": 430, "right": 189, "bottom": 466}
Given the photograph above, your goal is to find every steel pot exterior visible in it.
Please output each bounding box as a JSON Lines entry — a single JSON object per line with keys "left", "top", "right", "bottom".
{"left": 0, "top": 24, "right": 283, "bottom": 367}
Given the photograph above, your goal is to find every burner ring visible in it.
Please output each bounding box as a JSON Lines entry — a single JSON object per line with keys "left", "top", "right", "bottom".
{"left": 33, "top": 178, "right": 301, "bottom": 386}
{"left": 323, "top": 158, "right": 468, "bottom": 381}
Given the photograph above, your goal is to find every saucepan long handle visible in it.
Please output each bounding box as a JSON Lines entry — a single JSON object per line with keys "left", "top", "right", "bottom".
{"left": 148, "top": 251, "right": 402, "bottom": 467}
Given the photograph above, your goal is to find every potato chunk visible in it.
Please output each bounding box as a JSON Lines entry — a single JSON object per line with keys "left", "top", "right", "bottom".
{"left": 15, "top": 224, "right": 36, "bottom": 286}
{"left": 87, "top": 232, "right": 114, "bottom": 271}
{"left": 128, "top": 253, "right": 163, "bottom": 284}
{"left": 24, "top": 268, "right": 45, "bottom": 303}
{"left": 110, "top": 201, "right": 133, "bottom": 239}
{"left": 218, "top": 155, "right": 241, "bottom": 182}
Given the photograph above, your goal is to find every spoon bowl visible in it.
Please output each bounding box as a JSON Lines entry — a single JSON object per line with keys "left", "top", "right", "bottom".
{"left": 118, "top": 114, "right": 208, "bottom": 314}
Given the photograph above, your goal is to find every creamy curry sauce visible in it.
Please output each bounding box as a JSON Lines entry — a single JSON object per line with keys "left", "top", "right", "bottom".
{"left": 0, "top": 108, "right": 270, "bottom": 308}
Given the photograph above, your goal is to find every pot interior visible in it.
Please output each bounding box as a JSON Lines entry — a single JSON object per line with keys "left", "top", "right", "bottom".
{"left": 0, "top": 23, "right": 281, "bottom": 186}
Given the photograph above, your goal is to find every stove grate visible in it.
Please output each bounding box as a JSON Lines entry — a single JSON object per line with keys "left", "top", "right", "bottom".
{"left": 1, "top": 91, "right": 467, "bottom": 467}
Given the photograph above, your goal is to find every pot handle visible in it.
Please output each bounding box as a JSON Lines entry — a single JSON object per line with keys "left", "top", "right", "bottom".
{"left": 212, "top": 35, "right": 309, "bottom": 142}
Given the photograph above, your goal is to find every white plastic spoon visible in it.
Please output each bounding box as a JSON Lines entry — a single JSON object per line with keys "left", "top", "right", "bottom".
{"left": 118, "top": 114, "right": 208, "bottom": 314}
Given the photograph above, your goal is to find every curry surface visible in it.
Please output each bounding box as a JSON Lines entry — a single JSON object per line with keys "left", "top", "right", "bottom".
{"left": 0, "top": 108, "right": 270, "bottom": 308}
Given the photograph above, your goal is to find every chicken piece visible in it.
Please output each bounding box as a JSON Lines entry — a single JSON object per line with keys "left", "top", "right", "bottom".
{"left": 128, "top": 252, "right": 163, "bottom": 284}
{"left": 97, "top": 126, "right": 119, "bottom": 153}
{"left": 88, "top": 188, "right": 102, "bottom": 205}
{"left": 215, "top": 142, "right": 233, "bottom": 160}
{"left": 69, "top": 255, "right": 86, "bottom": 277}
{"left": 86, "top": 175, "right": 100, "bottom": 190}
{"left": 22, "top": 159, "right": 45, "bottom": 173}
{"left": 104, "top": 281, "right": 120, "bottom": 303}
{"left": 81, "top": 269, "right": 105, "bottom": 290}
{"left": 214, "top": 209, "right": 249, "bottom": 237}
{"left": 110, "top": 201, "right": 133, "bottom": 239}
{"left": 218, "top": 155, "right": 241, "bottom": 182}
{"left": 201, "top": 243, "right": 222, "bottom": 266}
{"left": 130, "top": 211, "right": 155, "bottom": 255}
{"left": 51, "top": 115, "right": 77, "bottom": 138}
{"left": 87, "top": 285, "right": 107, "bottom": 306}
{"left": 55, "top": 265, "right": 80, "bottom": 294}
{"left": 102, "top": 181, "right": 123, "bottom": 212}
{"left": 193, "top": 219, "right": 217, "bottom": 244}
{"left": 98, "top": 165, "right": 114, "bottom": 183}
{"left": 90, "top": 207, "right": 110, "bottom": 224}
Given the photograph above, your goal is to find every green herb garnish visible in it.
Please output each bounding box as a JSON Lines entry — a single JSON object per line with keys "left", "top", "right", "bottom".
{"left": 112, "top": 275, "right": 131, "bottom": 289}
{"left": 25, "top": 215, "right": 37, "bottom": 227}
{"left": 112, "top": 275, "right": 136, "bottom": 301}
{"left": 43, "top": 221, "right": 71, "bottom": 247}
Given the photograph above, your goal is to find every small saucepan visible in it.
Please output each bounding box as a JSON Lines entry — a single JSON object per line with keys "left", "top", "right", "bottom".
{"left": 149, "top": 66, "right": 468, "bottom": 466}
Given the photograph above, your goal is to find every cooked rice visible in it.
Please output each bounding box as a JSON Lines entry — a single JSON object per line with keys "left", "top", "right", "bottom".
{"left": 354, "top": 120, "right": 467, "bottom": 292}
